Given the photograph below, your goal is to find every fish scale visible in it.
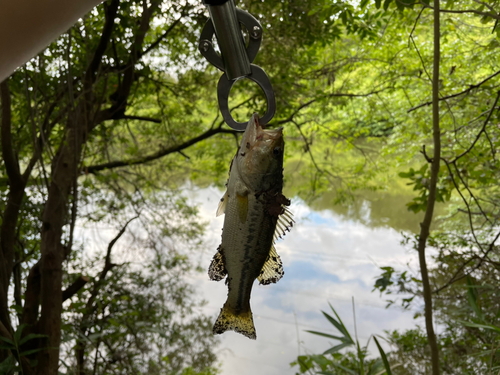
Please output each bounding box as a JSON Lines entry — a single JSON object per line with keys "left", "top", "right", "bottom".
{"left": 208, "top": 114, "right": 293, "bottom": 340}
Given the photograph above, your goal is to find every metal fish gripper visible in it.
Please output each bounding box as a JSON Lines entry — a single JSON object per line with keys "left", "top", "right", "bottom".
{"left": 198, "top": 0, "right": 276, "bottom": 131}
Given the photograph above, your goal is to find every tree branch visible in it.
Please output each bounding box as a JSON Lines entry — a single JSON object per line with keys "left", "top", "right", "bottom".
{"left": 139, "top": 17, "right": 183, "bottom": 58}
{"left": 118, "top": 115, "right": 161, "bottom": 123}
{"left": 449, "top": 90, "right": 500, "bottom": 163}
{"left": 62, "top": 276, "right": 90, "bottom": 302}
{"left": 276, "top": 89, "right": 389, "bottom": 125}
{"left": 0, "top": 79, "right": 22, "bottom": 187}
{"left": 84, "top": 0, "right": 120, "bottom": 87}
{"left": 94, "top": 0, "right": 161, "bottom": 126}
{"left": 424, "top": 4, "right": 500, "bottom": 20}
{"left": 408, "top": 69, "right": 500, "bottom": 112}
{"left": 417, "top": 0, "right": 441, "bottom": 373}
{"left": 84, "top": 127, "right": 237, "bottom": 174}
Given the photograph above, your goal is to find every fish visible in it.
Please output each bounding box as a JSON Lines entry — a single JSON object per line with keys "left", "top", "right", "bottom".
{"left": 208, "top": 113, "right": 293, "bottom": 340}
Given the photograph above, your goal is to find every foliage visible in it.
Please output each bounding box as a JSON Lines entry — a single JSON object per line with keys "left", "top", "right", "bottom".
{"left": 291, "top": 303, "right": 393, "bottom": 375}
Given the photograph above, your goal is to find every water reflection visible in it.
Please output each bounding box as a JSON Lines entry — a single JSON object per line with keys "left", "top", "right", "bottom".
{"left": 186, "top": 185, "right": 422, "bottom": 375}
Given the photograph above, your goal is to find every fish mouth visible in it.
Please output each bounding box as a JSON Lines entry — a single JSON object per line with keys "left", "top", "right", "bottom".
{"left": 249, "top": 113, "right": 283, "bottom": 141}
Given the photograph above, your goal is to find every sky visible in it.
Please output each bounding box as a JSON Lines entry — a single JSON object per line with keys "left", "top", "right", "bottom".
{"left": 184, "top": 185, "right": 425, "bottom": 375}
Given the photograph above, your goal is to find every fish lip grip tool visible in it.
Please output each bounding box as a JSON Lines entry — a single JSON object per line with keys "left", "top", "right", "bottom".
{"left": 199, "top": 0, "right": 276, "bottom": 131}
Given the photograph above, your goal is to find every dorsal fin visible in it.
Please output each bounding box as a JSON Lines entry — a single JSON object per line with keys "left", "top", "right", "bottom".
{"left": 216, "top": 190, "right": 229, "bottom": 217}
{"left": 258, "top": 245, "right": 284, "bottom": 285}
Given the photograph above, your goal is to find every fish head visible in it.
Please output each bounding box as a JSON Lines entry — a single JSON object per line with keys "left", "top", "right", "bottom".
{"left": 236, "top": 114, "right": 284, "bottom": 189}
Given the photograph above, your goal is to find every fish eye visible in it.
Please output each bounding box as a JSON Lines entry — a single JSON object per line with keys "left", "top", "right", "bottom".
{"left": 273, "top": 147, "right": 281, "bottom": 155}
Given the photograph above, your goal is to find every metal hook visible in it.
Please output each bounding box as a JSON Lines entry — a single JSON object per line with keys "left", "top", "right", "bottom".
{"left": 217, "top": 64, "right": 276, "bottom": 131}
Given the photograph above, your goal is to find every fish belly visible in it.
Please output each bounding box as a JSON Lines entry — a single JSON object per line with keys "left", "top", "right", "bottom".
{"left": 223, "top": 193, "right": 276, "bottom": 311}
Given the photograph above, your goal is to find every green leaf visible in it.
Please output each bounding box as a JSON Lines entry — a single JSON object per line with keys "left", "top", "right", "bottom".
{"left": 0, "top": 336, "right": 14, "bottom": 346}
{"left": 326, "top": 362, "right": 358, "bottom": 375}
{"left": 0, "top": 355, "right": 17, "bottom": 372}
{"left": 466, "top": 276, "right": 483, "bottom": 320}
{"left": 19, "top": 348, "right": 48, "bottom": 357}
{"left": 305, "top": 330, "right": 345, "bottom": 341}
{"left": 327, "top": 303, "right": 354, "bottom": 343}
{"left": 14, "top": 324, "right": 26, "bottom": 344}
{"left": 19, "top": 333, "right": 48, "bottom": 346}
{"left": 459, "top": 320, "right": 500, "bottom": 334}
{"left": 373, "top": 336, "right": 392, "bottom": 375}
{"left": 323, "top": 341, "right": 353, "bottom": 354}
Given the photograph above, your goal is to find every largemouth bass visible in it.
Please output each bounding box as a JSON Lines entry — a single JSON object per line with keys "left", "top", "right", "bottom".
{"left": 209, "top": 113, "right": 293, "bottom": 339}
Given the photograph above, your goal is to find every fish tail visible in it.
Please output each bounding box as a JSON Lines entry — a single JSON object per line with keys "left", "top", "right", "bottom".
{"left": 213, "top": 302, "right": 256, "bottom": 340}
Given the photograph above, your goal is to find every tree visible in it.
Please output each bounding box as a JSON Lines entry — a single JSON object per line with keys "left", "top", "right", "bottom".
{"left": 0, "top": 0, "right": 226, "bottom": 373}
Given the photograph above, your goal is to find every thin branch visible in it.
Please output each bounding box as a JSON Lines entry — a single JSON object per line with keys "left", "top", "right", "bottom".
{"left": 276, "top": 89, "right": 389, "bottom": 126}
{"left": 449, "top": 90, "right": 500, "bottom": 163}
{"left": 408, "top": 5, "right": 426, "bottom": 47}
{"left": 84, "top": 127, "right": 237, "bottom": 174}
{"left": 443, "top": 160, "right": 484, "bottom": 251}
{"left": 452, "top": 161, "right": 491, "bottom": 225}
{"left": 410, "top": 35, "right": 433, "bottom": 83}
{"left": 103, "top": 216, "right": 138, "bottom": 274}
{"left": 118, "top": 115, "right": 161, "bottom": 123}
{"left": 433, "top": 233, "right": 500, "bottom": 293}
{"left": 408, "top": 69, "right": 500, "bottom": 112}
{"left": 139, "top": 17, "right": 183, "bottom": 58}
{"left": 425, "top": 4, "right": 500, "bottom": 20}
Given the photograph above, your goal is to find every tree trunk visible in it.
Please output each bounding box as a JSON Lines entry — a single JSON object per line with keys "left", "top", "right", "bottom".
{"left": 416, "top": 1, "right": 441, "bottom": 374}
{"left": 35, "top": 104, "right": 86, "bottom": 375}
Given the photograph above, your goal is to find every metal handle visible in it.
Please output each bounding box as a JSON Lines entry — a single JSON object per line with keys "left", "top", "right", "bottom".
{"left": 199, "top": 8, "right": 263, "bottom": 72}
{"left": 205, "top": 0, "right": 250, "bottom": 81}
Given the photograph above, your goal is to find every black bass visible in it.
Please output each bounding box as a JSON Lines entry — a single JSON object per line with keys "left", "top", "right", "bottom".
{"left": 209, "top": 113, "right": 293, "bottom": 339}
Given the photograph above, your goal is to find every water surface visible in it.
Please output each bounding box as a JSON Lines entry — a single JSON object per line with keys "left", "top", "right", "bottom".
{"left": 187, "top": 185, "right": 424, "bottom": 375}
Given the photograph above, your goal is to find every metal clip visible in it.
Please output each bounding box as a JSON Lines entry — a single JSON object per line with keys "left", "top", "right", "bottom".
{"left": 199, "top": 0, "right": 276, "bottom": 130}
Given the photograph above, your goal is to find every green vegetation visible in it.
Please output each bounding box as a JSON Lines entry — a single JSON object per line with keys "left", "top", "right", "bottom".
{"left": 291, "top": 303, "right": 394, "bottom": 375}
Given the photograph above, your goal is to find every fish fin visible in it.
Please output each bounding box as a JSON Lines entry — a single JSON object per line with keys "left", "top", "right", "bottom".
{"left": 216, "top": 190, "right": 229, "bottom": 217}
{"left": 258, "top": 245, "right": 284, "bottom": 285}
{"left": 208, "top": 245, "right": 227, "bottom": 281}
{"left": 213, "top": 302, "right": 256, "bottom": 340}
{"left": 236, "top": 193, "right": 248, "bottom": 224}
{"left": 273, "top": 206, "right": 295, "bottom": 241}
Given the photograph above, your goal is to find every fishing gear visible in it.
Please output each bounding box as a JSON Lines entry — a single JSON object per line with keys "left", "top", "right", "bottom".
{"left": 199, "top": 0, "right": 276, "bottom": 131}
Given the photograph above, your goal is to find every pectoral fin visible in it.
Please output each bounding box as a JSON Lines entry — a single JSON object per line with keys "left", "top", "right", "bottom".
{"left": 258, "top": 245, "right": 284, "bottom": 285}
{"left": 236, "top": 193, "right": 248, "bottom": 224}
{"left": 216, "top": 190, "right": 229, "bottom": 217}
{"left": 208, "top": 245, "right": 227, "bottom": 281}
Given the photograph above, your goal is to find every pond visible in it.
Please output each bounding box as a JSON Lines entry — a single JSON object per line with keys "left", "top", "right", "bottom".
{"left": 185, "top": 183, "right": 433, "bottom": 375}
